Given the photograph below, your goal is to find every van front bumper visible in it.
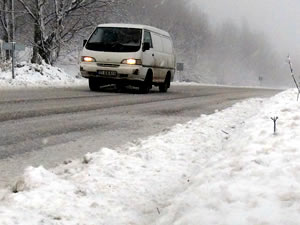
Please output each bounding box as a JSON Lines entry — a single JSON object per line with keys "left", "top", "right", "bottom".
{"left": 80, "top": 62, "right": 146, "bottom": 82}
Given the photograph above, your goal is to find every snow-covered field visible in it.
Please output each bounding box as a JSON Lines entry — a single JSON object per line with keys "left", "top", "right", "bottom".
{"left": 0, "top": 62, "right": 86, "bottom": 88}
{"left": 1, "top": 88, "right": 300, "bottom": 225}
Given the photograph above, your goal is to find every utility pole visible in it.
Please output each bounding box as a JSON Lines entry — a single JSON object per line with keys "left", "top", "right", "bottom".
{"left": 12, "top": 0, "right": 15, "bottom": 43}
{"left": 11, "top": 0, "right": 15, "bottom": 79}
{"left": 5, "top": 0, "right": 11, "bottom": 60}
{"left": 2, "top": 0, "right": 25, "bottom": 79}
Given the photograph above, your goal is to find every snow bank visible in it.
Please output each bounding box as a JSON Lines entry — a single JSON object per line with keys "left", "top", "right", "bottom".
{"left": 156, "top": 88, "right": 300, "bottom": 225}
{"left": 0, "top": 62, "right": 85, "bottom": 88}
{"left": 1, "top": 88, "right": 300, "bottom": 225}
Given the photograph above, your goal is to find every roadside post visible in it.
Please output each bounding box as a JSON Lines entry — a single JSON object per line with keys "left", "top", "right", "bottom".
{"left": 176, "top": 63, "right": 184, "bottom": 82}
{"left": 2, "top": 42, "right": 25, "bottom": 79}
{"left": 258, "top": 76, "right": 263, "bottom": 86}
{"left": 12, "top": 42, "right": 15, "bottom": 79}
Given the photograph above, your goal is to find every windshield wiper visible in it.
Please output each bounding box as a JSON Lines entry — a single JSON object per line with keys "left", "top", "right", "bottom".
{"left": 110, "top": 41, "right": 123, "bottom": 48}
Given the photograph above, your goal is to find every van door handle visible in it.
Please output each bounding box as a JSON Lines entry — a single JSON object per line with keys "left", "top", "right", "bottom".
{"left": 152, "top": 54, "right": 155, "bottom": 57}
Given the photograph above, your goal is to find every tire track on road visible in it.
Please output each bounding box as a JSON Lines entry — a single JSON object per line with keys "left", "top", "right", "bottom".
{"left": 0, "top": 93, "right": 216, "bottom": 122}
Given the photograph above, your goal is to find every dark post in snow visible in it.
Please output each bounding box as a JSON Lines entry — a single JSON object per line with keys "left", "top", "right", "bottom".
{"left": 176, "top": 63, "right": 184, "bottom": 82}
{"left": 287, "top": 55, "right": 300, "bottom": 101}
{"left": 271, "top": 116, "right": 278, "bottom": 134}
{"left": 11, "top": 42, "right": 15, "bottom": 79}
{"left": 258, "top": 76, "right": 263, "bottom": 86}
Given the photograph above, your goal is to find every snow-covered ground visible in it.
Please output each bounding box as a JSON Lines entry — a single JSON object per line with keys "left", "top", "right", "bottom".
{"left": 1, "top": 88, "right": 300, "bottom": 225}
{"left": 0, "top": 62, "right": 86, "bottom": 88}
{"left": 0, "top": 61, "right": 285, "bottom": 90}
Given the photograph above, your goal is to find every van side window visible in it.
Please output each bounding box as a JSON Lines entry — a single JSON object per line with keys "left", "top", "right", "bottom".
{"left": 144, "top": 31, "right": 153, "bottom": 48}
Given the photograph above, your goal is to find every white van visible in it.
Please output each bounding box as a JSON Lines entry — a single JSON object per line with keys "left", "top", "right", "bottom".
{"left": 80, "top": 23, "right": 176, "bottom": 93}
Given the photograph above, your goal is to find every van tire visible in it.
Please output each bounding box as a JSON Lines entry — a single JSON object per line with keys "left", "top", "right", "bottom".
{"left": 139, "top": 71, "right": 152, "bottom": 94}
{"left": 89, "top": 78, "right": 101, "bottom": 91}
{"left": 159, "top": 74, "right": 171, "bottom": 93}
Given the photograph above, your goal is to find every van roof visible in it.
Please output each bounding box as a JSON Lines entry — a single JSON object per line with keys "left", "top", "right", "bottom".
{"left": 97, "top": 23, "right": 170, "bottom": 37}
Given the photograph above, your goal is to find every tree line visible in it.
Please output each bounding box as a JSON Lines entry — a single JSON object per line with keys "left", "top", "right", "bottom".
{"left": 0, "top": 0, "right": 123, "bottom": 64}
{"left": 113, "top": 0, "right": 286, "bottom": 86}
{"left": 0, "top": 0, "right": 287, "bottom": 86}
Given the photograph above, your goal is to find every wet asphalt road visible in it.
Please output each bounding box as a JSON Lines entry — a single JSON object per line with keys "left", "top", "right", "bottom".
{"left": 0, "top": 84, "right": 281, "bottom": 187}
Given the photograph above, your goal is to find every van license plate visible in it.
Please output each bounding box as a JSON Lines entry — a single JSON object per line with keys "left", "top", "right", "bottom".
{"left": 97, "top": 70, "right": 117, "bottom": 77}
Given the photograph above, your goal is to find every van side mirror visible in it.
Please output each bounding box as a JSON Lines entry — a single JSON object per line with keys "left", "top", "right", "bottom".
{"left": 143, "top": 42, "right": 150, "bottom": 52}
{"left": 83, "top": 39, "right": 87, "bottom": 47}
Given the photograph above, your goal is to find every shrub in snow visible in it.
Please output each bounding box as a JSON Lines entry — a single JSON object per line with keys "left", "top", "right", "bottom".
{"left": 0, "top": 60, "right": 11, "bottom": 72}
{"left": 271, "top": 116, "right": 279, "bottom": 134}
{"left": 287, "top": 55, "right": 300, "bottom": 101}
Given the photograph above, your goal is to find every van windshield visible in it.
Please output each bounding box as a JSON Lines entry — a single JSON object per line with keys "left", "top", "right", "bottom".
{"left": 86, "top": 27, "right": 142, "bottom": 52}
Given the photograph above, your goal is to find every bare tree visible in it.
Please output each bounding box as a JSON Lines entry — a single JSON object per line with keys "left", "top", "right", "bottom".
{"left": 17, "top": 0, "right": 120, "bottom": 64}
{"left": 0, "top": 0, "right": 13, "bottom": 59}
{"left": 0, "top": 0, "right": 11, "bottom": 41}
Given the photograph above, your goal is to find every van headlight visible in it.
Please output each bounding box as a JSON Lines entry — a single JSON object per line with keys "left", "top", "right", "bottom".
{"left": 121, "top": 59, "right": 142, "bottom": 65}
{"left": 82, "top": 56, "right": 96, "bottom": 62}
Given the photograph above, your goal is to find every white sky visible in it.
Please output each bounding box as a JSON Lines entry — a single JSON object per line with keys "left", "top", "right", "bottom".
{"left": 196, "top": 0, "right": 300, "bottom": 57}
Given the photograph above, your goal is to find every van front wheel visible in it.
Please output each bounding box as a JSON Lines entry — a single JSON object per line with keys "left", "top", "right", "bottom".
{"left": 89, "top": 78, "right": 101, "bottom": 91}
{"left": 139, "top": 72, "right": 152, "bottom": 94}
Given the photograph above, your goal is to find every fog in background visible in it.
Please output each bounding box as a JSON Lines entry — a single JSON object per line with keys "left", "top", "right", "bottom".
{"left": 198, "top": 0, "right": 300, "bottom": 80}
{"left": 197, "top": 0, "right": 300, "bottom": 58}
{"left": 109, "top": 0, "right": 295, "bottom": 87}
{"left": 3, "top": 0, "right": 298, "bottom": 87}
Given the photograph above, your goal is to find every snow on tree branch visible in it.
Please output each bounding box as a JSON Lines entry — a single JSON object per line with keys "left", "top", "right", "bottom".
{"left": 15, "top": 0, "right": 120, "bottom": 64}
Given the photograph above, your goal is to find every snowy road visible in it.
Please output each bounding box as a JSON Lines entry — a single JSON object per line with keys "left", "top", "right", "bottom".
{"left": 0, "top": 84, "right": 280, "bottom": 187}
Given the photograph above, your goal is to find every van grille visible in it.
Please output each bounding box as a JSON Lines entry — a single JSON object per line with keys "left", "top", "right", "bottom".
{"left": 97, "top": 63, "right": 120, "bottom": 68}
